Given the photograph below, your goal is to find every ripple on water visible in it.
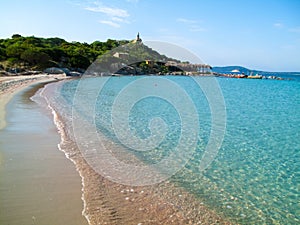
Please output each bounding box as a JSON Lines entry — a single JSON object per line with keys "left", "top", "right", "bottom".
{"left": 42, "top": 77, "right": 300, "bottom": 224}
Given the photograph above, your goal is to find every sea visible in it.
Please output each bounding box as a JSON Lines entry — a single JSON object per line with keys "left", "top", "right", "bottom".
{"left": 33, "top": 74, "right": 300, "bottom": 224}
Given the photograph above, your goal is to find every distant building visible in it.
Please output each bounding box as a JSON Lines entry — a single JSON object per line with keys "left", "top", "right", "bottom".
{"left": 132, "top": 32, "right": 142, "bottom": 43}
{"left": 145, "top": 60, "right": 154, "bottom": 66}
{"left": 165, "top": 61, "right": 212, "bottom": 74}
{"left": 113, "top": 52, "right": 129, "bottom": 59}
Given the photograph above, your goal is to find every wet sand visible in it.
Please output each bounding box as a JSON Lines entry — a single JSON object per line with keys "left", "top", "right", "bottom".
{"left": 63, "top": 140, "right": 232, "bottom": 225}
{"left": 0, "top": 81, "right": 88, "bottom": 225}
{"left": 0, "top": 74, "right": 65, "bottom": 130}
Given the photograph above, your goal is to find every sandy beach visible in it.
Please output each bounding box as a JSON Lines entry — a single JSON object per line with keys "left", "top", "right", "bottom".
{"left": 0, "top": 74, "right": 67, "bottom": 130}
{"left": 0, "top": 74, "right": 64, "bottom": 166}
{"left": 0, "top": 75, "right": 88, "bottom": 225}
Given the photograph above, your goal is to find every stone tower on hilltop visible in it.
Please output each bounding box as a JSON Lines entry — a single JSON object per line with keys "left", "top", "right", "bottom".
{"left": 132, "top": 32, "right": 142, "bottom": 43}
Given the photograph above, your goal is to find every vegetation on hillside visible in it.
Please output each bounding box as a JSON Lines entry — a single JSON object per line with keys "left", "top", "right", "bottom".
{"left": 87, "top": 41, "right": 180, "bottom": 75}
{"left": 0, "top": 34, "right": 129, "bottom": 72}
{"left": 0, "top": 34, "right": 185, "bottom": 76}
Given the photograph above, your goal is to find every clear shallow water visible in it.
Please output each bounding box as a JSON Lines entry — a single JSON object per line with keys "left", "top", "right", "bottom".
{"left": 47, "top": 76, "right": 299, "bottom": 224}
{"left": 175, "top": 78, "right": 300, "bottom": 224}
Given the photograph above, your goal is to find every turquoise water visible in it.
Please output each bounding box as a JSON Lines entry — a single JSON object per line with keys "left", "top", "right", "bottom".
{"left": 175, "top": 78, "right": 300, "bottom": 224}
{"left": 54, "top": 76, "right": 299, "bottom": 224}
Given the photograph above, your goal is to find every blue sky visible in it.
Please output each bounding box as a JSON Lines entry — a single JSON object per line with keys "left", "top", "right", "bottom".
{"left": 0, "top": 0, "right": 300, "bottom": 71}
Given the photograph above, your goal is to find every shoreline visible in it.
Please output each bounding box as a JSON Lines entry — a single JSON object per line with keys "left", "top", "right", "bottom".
{"left": 38, "top": 85, "right": 92, "bottom": 225}
{"left": 0, "top": 75, "right": 88, "bottom": 225}
{"left": 40, "top": 80, "right": 232, "bottom": 224}
{"left": 0, "top": 74, "right": 67, "bottom": 130}
{"left": 59, "top": 119, "right": 232, "bottom": 224}
{"left": 1, "top": 75, "right": 232, "bottom": 224}
{"left": 0, "top": 74, "right": 66, "bottom": 167}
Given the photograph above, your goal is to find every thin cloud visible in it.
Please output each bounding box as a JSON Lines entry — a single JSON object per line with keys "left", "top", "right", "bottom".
{"left": 84, "top": 2, "right": 130, "bottom": 28}
{"left": 99, "top": 20, "right": 120, "bottom": 28}
{"left": 112, "top": 16, "right": 129, "bottom": 23}
{"left": 85, "top": 6, "right": 129, "bottom": 18}
{"left": 177, "top": 18, "right": 205, "bottom": 32}
{"left": 177, "top": 18, "right": 198, "bottom": 24}
{"left": 273, "top": 23, "right": 300, "bottom": 34}
{"left": 190, "top": 27, "right": 206, "bottom": 32}
{"left": 289, "top": 27, "right": 300, "bottom": 33}
{"left": 126, "top": 0, "right": 139, "bottom": 3}
{"left": 273, "top": 23, "right": 283, "bottom": 28}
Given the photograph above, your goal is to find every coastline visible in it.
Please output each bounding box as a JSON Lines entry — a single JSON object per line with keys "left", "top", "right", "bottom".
{"left": 0, "top": 74, "right": 66, "bottom": 167}
{"left": 1, "top": 75, "right": 232, "bottom": 224}
{"left": 56, "top": 125, "right": 232, "bottom": 224}
{"left": 40, "top": 80, "right": 232, "bottom": 224}
{"left": 0, "top": 74, "right": 67, "bottom": 130}
{"left": 0, "top": 75, "right": 88, "bottom": 225}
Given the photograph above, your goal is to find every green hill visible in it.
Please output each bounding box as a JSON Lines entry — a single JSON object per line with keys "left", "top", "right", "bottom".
{"left": 0, "top": 34, "right": 179, "bottom": 75}
{"left": 0, "top": 34, "right": 130, "bottom": 72}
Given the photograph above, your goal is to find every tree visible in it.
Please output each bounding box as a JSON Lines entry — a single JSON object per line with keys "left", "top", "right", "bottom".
{"left": 44, "top": 47, "right": 65, "bottom": 62}
{"left": 46, "top": 37, "right": 66, "bottom": 46}
{"left": 22, "top": 36, "right": 43, "bottom": 48}
{"left": 69, "top": 54, "right": 90, "bottom": 69}
{"left": 106, "top": 39, "right": 118, "bottom": 49}
{"left": 0, "top": 47, "right": 6, "bottom": 60}
{"left": 12, "top": 34, "right": 22, "bottom": 39}
{"left": 20, "top": 48, "right": 50, "bottom": 67}
{"left": 6, "top": 44, "right": 24, "bottom": 59}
